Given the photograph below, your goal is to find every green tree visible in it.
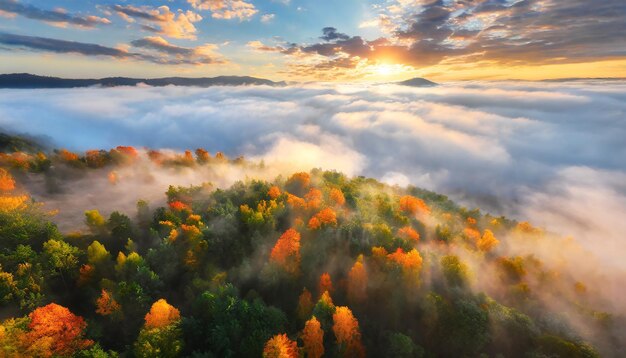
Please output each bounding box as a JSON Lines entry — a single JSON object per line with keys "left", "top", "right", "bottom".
{"left": 88, "top": 241, "right": 111, "bottom": 265}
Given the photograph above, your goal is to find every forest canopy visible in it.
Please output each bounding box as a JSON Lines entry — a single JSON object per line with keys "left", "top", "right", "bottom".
{"left": 0, "top": 138, "right": 622, "bottom": 357}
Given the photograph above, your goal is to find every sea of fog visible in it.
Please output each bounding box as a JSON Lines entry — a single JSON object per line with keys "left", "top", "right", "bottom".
{"left": 1, "top": 80, "right": 625, "bottom": 269}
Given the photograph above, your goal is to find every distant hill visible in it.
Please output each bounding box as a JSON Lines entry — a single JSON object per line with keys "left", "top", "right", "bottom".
{"left": 396, "top": 77, "right": 438, "bottom": 87}
{"left": 0, "top": 132, "right": 47, "bottom": 153}
{"left": 0, "top": 73, "right": 286, "bottom": 89}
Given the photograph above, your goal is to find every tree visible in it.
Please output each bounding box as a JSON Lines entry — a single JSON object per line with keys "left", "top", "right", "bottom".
{"left": 85, "top": 210, "right": 106, "bottom": 234}
{"left": 263, "top": 333, "right": 298, "bottom": 358}
{"left": 0, "top": 168, "right": 15, "bottom": 192}
{"left": 268, "top": 186, "right": 281, "bottom": 199}
{"left": 96, "top": 290, "right": 121, "bottom": 316}
{"left": 270, "top": 229, "right": 301, "bottom": 274}
{"left": 108, "top": 212, "right": 134, "bottom": 244}
{"left": 347, "top": 255, "right": 367, "bottom": 304}
{"left": 302, "top": 317, "right": 324, "bottom": 358}
{"left": 333, "top": 306, "right": 364, "bottom": 357}
{"left": 193, "top": 148, "right": 209, "bottom": 163}
{"left": 388, "top": 248, "right": 423, "bottom": 283}
{"left": 305, "top": 188, "right": 323, "bottom": 209}
{"left": 168, "top": 201, "right": 189, "bottom": 212}
{"left": 43, "top": 239, "right": 80, "bottom": 280}
{"left": 308, "top": 208, "right": 337, "bottom": 230}
{"left": 399, "top": 195, "right": 430, "bottom": 216}
{"left": 330, "top": 188, "right": 345, "bottom": 206}
{"left": 312, "top": 291, "right": 335, "bottom": 335}
{"left": 297, "top": 288, "right": 314, "bottom": 321}
{"left": 57, "top": 149, "right": 79, "bottom": 162}
{"left": 22, "top": 303, "right": 93, "bottom": 357}
{"left": 184, "top": 284, "right": 287, "bottom": 357}
{"left": 134, "top": 299, "right": 183, "bottom": 357}
{"left": 387, "top": 332, "right": 424, "bottom": 358}
{"left": 441, "top": 255, "right": 470, "bottom": 287}
{"left": 477, "top": 229, "right": 499, "bottom": 252}
{"left": 286, "top": 172, "right": 310, "bottom": 195}
{"left": 144, "top": 299, "right": 180, "bottom": 329}
{"left": 87, "top": 241, "right": 111, "bottom": 265}
{"left": 397, "top": 226, "right": 420, "bottom": 242}
{"left": 0, "top": 195, "right": 28, "bottom": 212}
{"left": 318, "top": 273, "right": 333, "bottom": 296}
{"left": 431, "top": 296, "right": 489, "bottom": 356}
{"left": 286, "top": 194, "right": 307, "bottom": 211}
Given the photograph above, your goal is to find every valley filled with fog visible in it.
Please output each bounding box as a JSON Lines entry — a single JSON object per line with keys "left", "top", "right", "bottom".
{"left": 2, "top": 80, "right": 625, "bottom": 267}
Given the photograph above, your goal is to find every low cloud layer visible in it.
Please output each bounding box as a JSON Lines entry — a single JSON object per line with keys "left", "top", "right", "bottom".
{"left": 1, "top": 80, "right": 625, "bottom": 268}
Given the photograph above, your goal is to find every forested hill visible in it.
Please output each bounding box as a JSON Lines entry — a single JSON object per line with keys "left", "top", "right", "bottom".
{"left": 0, "top": 73, "right": 285, "bottom": 88}
{"left": 0, "top": 143, "right": 621, "bottom": 357}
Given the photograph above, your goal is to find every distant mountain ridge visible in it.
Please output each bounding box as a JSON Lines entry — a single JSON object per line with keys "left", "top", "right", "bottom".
{"left": 0, "top": 73, "right": 286, "bottom": 88}
{"left": 396, "top": 77, "right": 438, "bottom": 87}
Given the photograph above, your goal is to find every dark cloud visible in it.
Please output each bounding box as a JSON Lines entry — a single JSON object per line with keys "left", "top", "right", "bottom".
{"left": 0, "top": 0, "right": 110, "bottom": 27}
{"left": 0, "top": 32, "right": 130, "bottom": 58}
{"left": 320, "top": 27, "right": 349, "bottom": 41}
{"left": 110, "top": 4, "right": 165, "bottom": 22}
{"left": 0, "top": 33, "right": 222, "bottom": 65}
{"left": 131, "top": 36, "right": 223, "bottom": 65}
{"left": 132, "top": 37, "right": 196, "bottom": 56}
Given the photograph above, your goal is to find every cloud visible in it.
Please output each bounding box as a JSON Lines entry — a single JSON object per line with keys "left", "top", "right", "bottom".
{"left": 264, "top": 0, "right": 626, "bottom": 78}
{"left": 260, "top": 13, "right": 275, "bottom": 23}
{"left": 187, "top": 0, "right": 258, "bottom": 21}
{"left": 0, "top": 32, "right": 225, "bottom": 66}
{"left": 111, "top": 5, "right": 202, "bottom": 39}
{"left": 130, "top": 36, "right": 224, "bottom": 65}
{"left": 0, "top": 32, "right": 131, "bottom": 58}
{"left": 1, "top": 81, "right": 625, "bottom": 260}
{"left": 0, "top": 0, "right": 110, "bottom": 28}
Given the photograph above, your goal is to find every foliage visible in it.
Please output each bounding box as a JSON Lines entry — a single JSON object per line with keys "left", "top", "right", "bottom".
{"left": 0, "top": 152, "right": 613, "bottom": 357}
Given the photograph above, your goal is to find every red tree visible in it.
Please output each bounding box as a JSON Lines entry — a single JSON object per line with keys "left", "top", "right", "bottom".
{"left": 302, "top": 317, "right": 324, "bottom": 358}
{"left": 270, "top": 229, "right": 301, "bottom": 274}
{"left": 22, "top": 303, "right": 93, "bottom": 357}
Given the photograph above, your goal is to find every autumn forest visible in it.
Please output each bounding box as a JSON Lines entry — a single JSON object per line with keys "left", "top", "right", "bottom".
{"left": 0, "top": 135, "right": 622, "bottom": 358}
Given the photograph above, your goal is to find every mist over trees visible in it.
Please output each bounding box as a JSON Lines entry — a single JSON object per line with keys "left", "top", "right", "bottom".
{"left": 0, "top": 139, "right": 623, "bottom": 357}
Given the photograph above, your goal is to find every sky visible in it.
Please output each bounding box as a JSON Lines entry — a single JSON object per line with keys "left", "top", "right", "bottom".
{"left": 1, "top": 0, "right": 625, "bottom": 81}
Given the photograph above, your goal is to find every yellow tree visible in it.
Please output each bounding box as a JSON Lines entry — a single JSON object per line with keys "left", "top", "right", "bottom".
{"left": 144, "top": 299, "right": 180, "bottom": 329}
{"left": 477, "top": 229, "right": 500, "bottom": 252}
{"left": 135, "top": 299, "right": 183, "bottom": 357}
